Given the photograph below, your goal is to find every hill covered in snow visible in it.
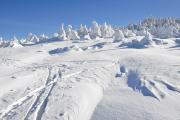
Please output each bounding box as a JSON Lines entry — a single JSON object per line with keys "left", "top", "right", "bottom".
{"left": 0, "top": 17, "right": 180, "bottom": 120}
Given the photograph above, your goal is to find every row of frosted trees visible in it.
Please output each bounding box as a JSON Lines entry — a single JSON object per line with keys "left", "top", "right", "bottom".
{"left": 128, "top": 17, "right": 180, "bottom": 38}
{"left": 1, "top": 18, "right": 180, "bottom": 47}
{"left": 57, "top": 21, "right": 115, "bottom": 41}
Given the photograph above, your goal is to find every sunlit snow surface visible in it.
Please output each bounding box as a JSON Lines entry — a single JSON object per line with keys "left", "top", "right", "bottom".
{"left": 0, "top": 37, "right": 180, "bottom": 120}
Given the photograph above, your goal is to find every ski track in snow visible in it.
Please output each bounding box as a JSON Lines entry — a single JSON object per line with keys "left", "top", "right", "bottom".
{"left": 0, "top": 60, "right": 116, "bottom": 120}
{"left": 1, "top": 34, "right": 180, "bottom": 120}
{"left": 0, "top": 68, "right": 83, "bottom": 120}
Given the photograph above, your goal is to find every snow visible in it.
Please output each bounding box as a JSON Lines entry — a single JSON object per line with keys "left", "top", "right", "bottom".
{"left": 113, "top": 30, "right": 125, "bottom": 42}
{"left": 0, "top": 18, "right": 180, "bottom": 120}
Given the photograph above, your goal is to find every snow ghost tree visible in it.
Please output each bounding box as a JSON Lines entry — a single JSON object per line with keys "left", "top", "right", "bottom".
{"left": 133, "top": 17, "right": 180, "bottom": 38}
{"left": 108, "top": 24, "right": 115, "bottom": 37}
{"left": 101, "top": 22, "right": 108, "bottom": 38}
{"left": 123, "top": 29, "right": 136, "bottom": 38}
{"left": 58, "top": 24, "right": 67, "bottom": 40}
{"left": 90, "top": 21, "right": 102, "bottom": 39}
{"left": 101, "top": 22, "right": 114, "bottom": 38}
{"left": 26, "top": 33, "right": 40, "bottom": 43}
{"left": 9, "top": 36, "right": 23, "bottom": 47}
{"left": 113, "top": 30, "right": 125, "bottom": 42}
{"left": 66, "top": 25, "right": 80, "bottom": 40}
{"left": 136, "top": 29, "right": 148, "bottom": 36}
{"left": 39, "top": 34, "right": 48, "bottom": 41}
{"left": 78, "top": 24, "right": 91, "bottom": 40}
{"left": 79, "top": 24, "right": 88, "bottom": 36}
{"left": 140, "top": 31, "right": 154, "bottom": 46}
{"left": 152, "top": 25, "right": 178, "bottom": 38}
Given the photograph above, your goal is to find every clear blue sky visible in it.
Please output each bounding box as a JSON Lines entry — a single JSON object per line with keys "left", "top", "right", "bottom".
{"left": 0, "top": 0, "right": 180, "bottom": 39}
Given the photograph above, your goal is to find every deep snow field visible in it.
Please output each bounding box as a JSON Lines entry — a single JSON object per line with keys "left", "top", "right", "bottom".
{"left": 0, "top": 36, "right": 180, "bottom": 120}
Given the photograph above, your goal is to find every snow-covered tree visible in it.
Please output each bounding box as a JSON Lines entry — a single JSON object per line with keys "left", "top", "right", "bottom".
{"left": 101, "top": 22, "right": 114, "bottom": 38}
{"left": 78, "top": 24, "right": 91, "bottom": 40}
{"left": 26, "top": 33, "right": 40, "bottom": 43}
{"left": 113, "top": 30, "right": 125, "bottom": 42}
{"left": 9, "top": 36, "right": 23, "bottom": 47}
{"left": 90, "top": 21, "right": 101, "bottom": 39}
{"left": 123, "top": 29, "right": 136, "bottom": 37}
{"left": 136, "top": 29, "right": 148, "bottom": 36}
{"left": 39, "top": 34, "right": 48, "bottom": 41}
{"left": 140, "top": 31, "right": 154, "bottom": 46}
{"left": 150, "top": 25, "right": 179, "bottom": 38}
{"left": 79, "top": 24, "right": 88, "bottom": 36}
{"left": 58, "top": 24, "right": 67, "bottom": 40}
{"left": 131, "top": 17, "right": 180, "bottom": 38}
{"left": 108, "top": 24, "right": 115, "bottom": 37}
{"left": 66, "top": 25, "right": 80, "bottom": 40}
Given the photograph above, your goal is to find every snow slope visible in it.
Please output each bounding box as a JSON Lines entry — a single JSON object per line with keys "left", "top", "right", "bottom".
{"left": 0, "top": 37, "right": 180, "bottom": 120}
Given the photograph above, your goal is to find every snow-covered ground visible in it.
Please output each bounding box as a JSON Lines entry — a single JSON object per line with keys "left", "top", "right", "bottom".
{"left": 0, "top": 36, "right": 180, "bottom": 120}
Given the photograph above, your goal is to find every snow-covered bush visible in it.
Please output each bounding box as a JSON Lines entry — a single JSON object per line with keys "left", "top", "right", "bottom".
{"left": 58, "top": 24, "right": 67, "bottom": 40}
{"left": 113, "top": 30, "right": 125, "bottom": 42}
{"left": 90, "top": 21, "right": 102, "bottom": 39}
{"left": 101, "top": 22, "right": 114, "bottom": 38}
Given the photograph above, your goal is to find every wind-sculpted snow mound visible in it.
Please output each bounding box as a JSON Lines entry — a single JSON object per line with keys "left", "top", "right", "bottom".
{"left": 119, "top": 35, "right": 155, "bottom": 49}
{"left": 127, "top": 70, "right": 166, "bottom": 100}
{"left": 87, "top": 42, "right": 107, "bottom": 50}
{"left": 116, "top": 55, "right": 180, "bottom": 100}
{"left": 49, "top": 45, "right": 84, "bottom": 55}
{"left": 49, "top": 42, "right": 108, "bottom": 55}
{"left": 127, "top": 69, "right": 180, "bottom": 100}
